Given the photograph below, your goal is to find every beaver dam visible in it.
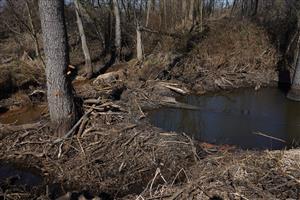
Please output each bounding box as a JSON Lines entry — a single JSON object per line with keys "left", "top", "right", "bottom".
{"left": 149, "top": 88, "right": 300, "bottom": 150}
{"left": 2, "top": 1, "right": 300, "bottom": 198}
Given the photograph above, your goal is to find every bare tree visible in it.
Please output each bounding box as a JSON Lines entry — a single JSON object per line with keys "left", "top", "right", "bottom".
{"left": 39, "top": 0, "right": 80, "bottom": 136}
{"left": 182, "top": 0, "right": 187, "bottom": 27}
{"left": 25, "top": 0, "right": 40, "bottom": 58}
{"left": 5, "top": 0, "right": 44, "bottom": 66}
{"left": 146, "top": 0, "right": 151, "bottom": 27}
{"left": 288, "top": 8, "right": 300, "bottom": 101}
{"left": 198, "top": 0, "right": 203, "bottom": 31}
{"left": 189, "top": 0, "right": 195, "bottom": 22}
{"left": 74, "top": 0, "right": 93, "bottom": 78}
{"left": 136, "top": 22, "right": 143, "bottom": 61}
{"left": 113, "top": 0, "right": 121, "bottom": 61}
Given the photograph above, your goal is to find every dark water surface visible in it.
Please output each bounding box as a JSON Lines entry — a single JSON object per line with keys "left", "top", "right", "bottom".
{"left": 149, "top": 88, "right": 300, "bottom": 150}
{"left": 0, "top": 104, "right": 46, "bottom": 125}
{"left": 0, "top": 164, "right": 43, "bottom": 187}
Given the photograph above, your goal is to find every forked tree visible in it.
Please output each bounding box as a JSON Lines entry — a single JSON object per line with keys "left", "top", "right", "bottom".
{"left": 39, "top": 0, "right": 80, "bottom": 136}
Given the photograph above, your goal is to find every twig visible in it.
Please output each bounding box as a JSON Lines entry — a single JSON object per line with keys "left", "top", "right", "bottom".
{"left": 77, "top": 116, "right": 89, "bottom": 137}
{"left": 149, "top": 168, "right": 161, "bottom": 197}
{"left": 123, "top": 131, "right": 142, "bottom": 146}
{"left": 146, "top": 194, "right": 172, "bottom": 200}
{"left": 253, "top": 132, "right": 286, "bottom": 143}
{"left": 183, "top": 132, "right": 200, "bottom": 162}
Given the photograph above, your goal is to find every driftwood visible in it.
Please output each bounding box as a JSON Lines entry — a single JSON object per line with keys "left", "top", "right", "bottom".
{"left": 160, "top": 96, "right": 200, "bottom": 110}
{"left": 93, "top": 70, "right": 124, "bottom": 85}
{"left": 253, "top": 132, "right": 286, "bottom": 143}
{"left": 158, "top": 82, "right": 189, "bottom": 95}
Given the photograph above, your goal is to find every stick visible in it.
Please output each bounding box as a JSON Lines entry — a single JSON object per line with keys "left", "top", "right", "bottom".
{"left": 253, "top": 132, "right": 286, "bottom": 143}
{"left": 53, "top": 109, "right": 93, "bottom": 144}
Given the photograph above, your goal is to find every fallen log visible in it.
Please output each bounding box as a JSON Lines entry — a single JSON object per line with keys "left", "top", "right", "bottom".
{"left": 160, "top": 97, "right": 200, "bottom": 110}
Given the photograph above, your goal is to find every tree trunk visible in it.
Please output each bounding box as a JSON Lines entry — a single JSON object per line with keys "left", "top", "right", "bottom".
{"left": 189, "top": 0, "right": 195, "bottom": 22}
{"left": 113, "top": 0, "right": 121, "bottom": 61}
{"left": 198, "top": 0, "right": 203, "bottom": 31}
{"left": 152, "top": 0, "right": 156, "bottom": 11}
{"left": 252, "top": 0, "right": 259, "bottom": 16}
{"left": 74, "top": 0, "right": 93, "bottom": 78}
{"left": 136, "top": 23, "right": 143, "bottom": 61}
{"left": 25, "top": 0, "right": 45, "bottom": 68}
{"left": 288, "top": 16, "right": 300, "bottom": 101}
{"left": 182, "top": 0, "right": 187, "bottom": 27}
{"left": 163, "top": 0, "right": 167, "bottom": 28}
{"left": 39, "top": 0, "right": 80, "bottom": 136}
{"left": 146, "top": 0, "right": 151, "bottom": 27}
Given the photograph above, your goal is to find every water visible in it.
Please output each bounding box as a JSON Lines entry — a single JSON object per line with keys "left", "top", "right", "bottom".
{"left": 0, "top": 104, "right": 46, "bottom": 125}
{"left": 0, "top": 164, "right": 43, "bottom": 187}
{"left": 149, "top": 88, "right": 300, "bottom": 150}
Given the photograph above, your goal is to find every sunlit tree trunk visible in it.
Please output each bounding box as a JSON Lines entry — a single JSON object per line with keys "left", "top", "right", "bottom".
{"left": 113, "top": 0, "right": 121, "bottom": 61}
{"left": 39, "top": 0, "right": 79, "bottom": 136}
{"left": 146, "top": 0, "right": 151, "bottom": 27}
{"left": 136, "top": 22, "right": 143, "bottom": 61}
{"left": 74, "top": 0, "right": 93, "bottom": 78}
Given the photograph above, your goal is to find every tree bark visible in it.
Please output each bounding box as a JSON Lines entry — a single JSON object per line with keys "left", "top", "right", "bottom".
{"left": 288, "top": 16, "right": 300, "bottom": 101}
{"left": 182, "top": 0, "right": 187, "bottom": 27}
{"left": 163, "top": 0, "right": 167, "bottom": 28}
{"left": 198, "top": 0, "right": 203, "bottom": 31}
{"left": 146, "top": 0, "right": 151, "bottom": 27}
{"left": 39, "top": 0, "right": 80, "bottom": 136}
{"left": 252, "top": 0, "right": 259, "bottom": 16}
{"left": 113, "top": 0, "right": 121, "bottom": 61}
{"left": 74, "top": 0, "right": 93, "bottom": 78}
{"left": 136, "top": 23, "right": 143, "bottom": 61}
{"left": 189, "top": 0, "right": 195, "bottom": 22}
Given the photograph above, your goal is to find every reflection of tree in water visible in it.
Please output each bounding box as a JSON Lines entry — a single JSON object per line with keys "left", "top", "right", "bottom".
{"left": 285, "top": 101, "right": 300, "bottom": 147}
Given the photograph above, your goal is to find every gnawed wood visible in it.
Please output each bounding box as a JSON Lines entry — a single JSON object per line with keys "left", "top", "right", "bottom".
{"left": 158, "top": 82, "right": 189, "bottom": 95}
{"left": 93, "top": 71, "right": 124, "bottom": 85}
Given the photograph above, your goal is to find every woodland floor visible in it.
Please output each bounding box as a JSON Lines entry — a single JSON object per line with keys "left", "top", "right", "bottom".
{"left": 0, "top": 18, "right": 299, "bottom": 200}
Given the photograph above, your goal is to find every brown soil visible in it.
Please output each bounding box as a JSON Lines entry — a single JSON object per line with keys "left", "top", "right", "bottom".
{"left": 1, "top": 18, "right": 299, "bottom": 200}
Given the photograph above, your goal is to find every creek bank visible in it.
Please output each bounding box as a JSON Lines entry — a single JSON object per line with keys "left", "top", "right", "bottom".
{"left": 1, "top": 76, "right": 299, "bottom": 200}
{"left": 1, "top": 18, "right": 299, "bottom": 199}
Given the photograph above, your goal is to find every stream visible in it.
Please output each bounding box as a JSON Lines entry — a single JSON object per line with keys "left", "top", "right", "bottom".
{"left": 149, "top": 88, "right": 300, "bottom": 150}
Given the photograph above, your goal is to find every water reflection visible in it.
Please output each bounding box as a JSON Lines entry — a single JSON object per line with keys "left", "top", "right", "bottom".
{"left": 0, "top": 164, "right": 43, "bottom": 187}
{"left": 0, "top": 104, "right": 46, "bottom": 125}
{"left": 149, "top": 88, "right": 300, "bottom": 150}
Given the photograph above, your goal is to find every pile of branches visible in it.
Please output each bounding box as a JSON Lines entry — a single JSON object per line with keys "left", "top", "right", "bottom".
{"left": 0, "top": 87, "right": 202, "bottom": 199}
